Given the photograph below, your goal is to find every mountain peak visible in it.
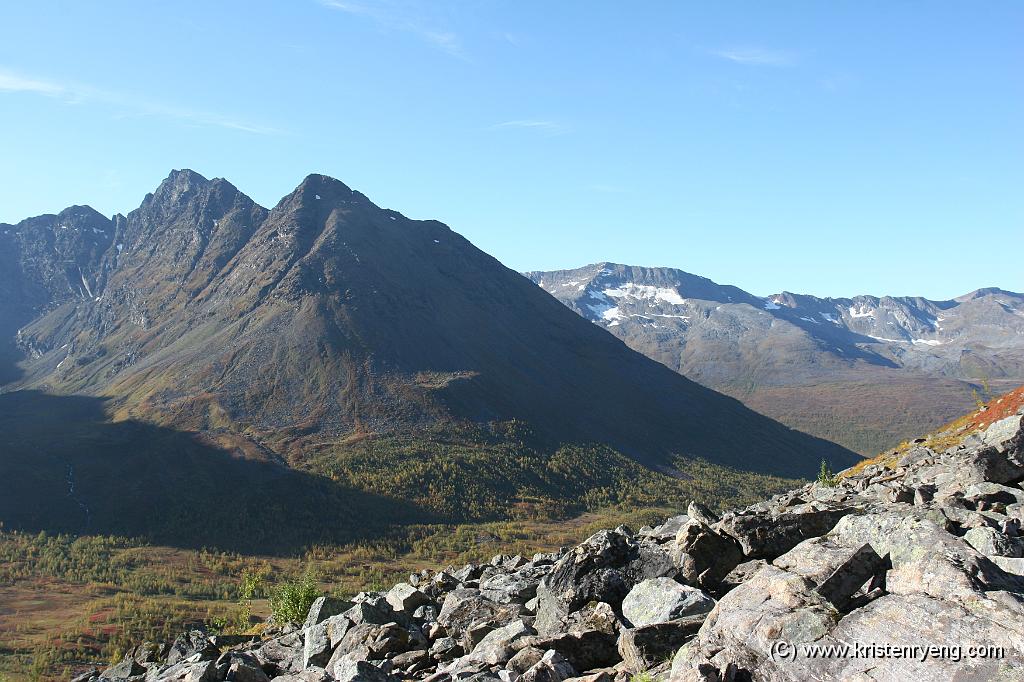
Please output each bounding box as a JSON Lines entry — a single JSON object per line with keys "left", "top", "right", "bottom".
{"left": 56, "top": 204, "right": 108, "bottom": 223}
{"left": 297, "top": 173, "right": 355, "bottom": 198}
{"left": 956, "top": 287, "right": 1021, "bottom": 302}
{"left": 163, "top": 168, "right": 210, "bottom": 188}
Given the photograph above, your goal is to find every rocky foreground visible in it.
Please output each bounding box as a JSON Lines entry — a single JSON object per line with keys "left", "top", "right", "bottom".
{"left": 79, "top": 407, "right": 1024, "bottom": 682}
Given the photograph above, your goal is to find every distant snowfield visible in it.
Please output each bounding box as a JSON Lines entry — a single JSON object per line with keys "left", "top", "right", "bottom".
{"left": 849, "top": 305, "right": 874, "bottom": 318}
{"left": 602, "top": 283, "right": 686, "bottom": 305}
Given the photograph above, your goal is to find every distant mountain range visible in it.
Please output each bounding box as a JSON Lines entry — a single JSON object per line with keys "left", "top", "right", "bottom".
{"left": 527, "top": 263, "right": 1024, "bottom": 454}
{"left": 0, "top": 171, "right": 853, "bottom": 549}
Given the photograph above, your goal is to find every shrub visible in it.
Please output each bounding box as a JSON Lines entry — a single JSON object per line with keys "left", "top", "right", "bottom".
{"left": 269, "top": 571, "right": 321, "bottom": 625}
{"left": 817, "top": 460, "right": 838, "bottom": 488}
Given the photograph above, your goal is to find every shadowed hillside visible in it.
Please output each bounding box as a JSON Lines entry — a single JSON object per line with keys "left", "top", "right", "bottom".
{"left": 0, "top": 391, "right": 432, "bottom": 554}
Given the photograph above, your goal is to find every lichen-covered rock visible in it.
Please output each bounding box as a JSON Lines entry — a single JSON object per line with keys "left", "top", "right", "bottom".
{"left": 305, "top": 596, "right": 355, "bottom": 629}
{"left": 388, "top": 583, "right": 433, "bottom": 614}
{"left": 220, "top": 652, "right": 270, "bottom": 682}
{"left": 528, "top": 629, "right": 619, "bottom": 672}
{"left": 715, "top": 505, "right": 852, "bottom": 561}
{"left": 965, "top": 526, "right": 1024, "bottom": 557}
{"left": 617, "top": 616, "right": 706, "bottom": 673}
{"left": 670, "top": 520, "right": 744, "bottom": 588}
{"left": 100, "top": 656, "right": 146, "bottom": 680}
{"left": 166, "top": 629, "right": 218, "bottom": 665}
{"left": 331, "top": 654, "right": 401, "bottom": 682}
{"left": 621, "top": 578, "right": 714, "bottom": 627}
{"left": 465, "top": 619, "right": 535, "bottom": 665}
{"left": 520, "top": 650, "right": 576, "bottom": 682}
{"left": 438, "top": 589, "right": 522, "bottom": 636}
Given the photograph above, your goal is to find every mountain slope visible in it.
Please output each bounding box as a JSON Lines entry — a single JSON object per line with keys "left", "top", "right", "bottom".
{"left": 0, "top": 206, "right": 113, "bottom": 383}
{"left": 528, "top": 263, "right": 1024, "bottom": 454}
{"left": 0, "top": 171, "right": 856, "bottom": 546}
{"left": 9, "top": 172, "right": 856, "bottom": 473}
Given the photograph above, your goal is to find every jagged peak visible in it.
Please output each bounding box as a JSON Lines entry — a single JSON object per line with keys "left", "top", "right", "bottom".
{"left": 164, "top": 168, "right": 210, "bottom": 187}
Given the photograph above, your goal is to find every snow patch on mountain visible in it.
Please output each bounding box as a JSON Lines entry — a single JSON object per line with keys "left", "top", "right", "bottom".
{"left": 603, "top": 283, "right": 686, "bottom": 305}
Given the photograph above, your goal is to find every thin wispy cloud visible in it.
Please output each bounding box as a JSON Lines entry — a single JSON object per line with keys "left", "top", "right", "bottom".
{"left": 318, "top": 0, "right": 466, "bottom": 59}
{"left": 491, "top": 119, "right": 568, "bottom": 135}
{"left": 712, "top": 47, "right": 796, "bottom": 67}
{"left": 0, "top": 66, "right": 279, "bottom": 135}
{"left": 0, "top": 70, "right": 67, "bottom": 97}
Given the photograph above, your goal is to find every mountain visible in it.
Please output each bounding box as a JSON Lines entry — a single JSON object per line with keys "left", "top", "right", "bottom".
{"left": 527, "top": 263, "right": 1024, "bottom": 454}
{"left": 0, "top": 171, "right": 855, "bottom": 547}
{"left": 0, "top": 205, "right": 114, "bottom": 383}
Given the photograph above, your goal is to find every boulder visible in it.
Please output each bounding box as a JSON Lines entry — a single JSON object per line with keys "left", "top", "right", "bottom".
{"left": 616, "top": 617, "right": 705, "bottom": 673}
{"left": 303, "top": 618, "right": 337, "bottom": 668}
{"left": 831, "top": 513, "right": 1024, "bottom": 599}
{"left": 507, "top": 646, "right": 545, "bottom": 673}
{"left": 438, "top": 589, "right": 521, "bottom": 635}
{"left": 387, "top": 583, "right": 432, "bottom": 614}
{"left": 148, "top": 660, "right": 218, "bottom": 682}
{"left": 964, "top": 526, "right": 1024, "bottom": 558}
{"left": 415, "top": 604, "right": 440, "bottom": 623}
{"left": 345, "top": 600, "right": 402, "bottom": 628}
{"left": 100, "top": 656, "right": 146, "bottom": 680}
{"left": 715, "top": 505, "right": 852, "bottom": 561}
{"left": 305, "top": 596, "right": 354, "bottom": 629}
{"left": 271, "top": 669, "right": 334, "bottom": 682}
{"left": 331, "top": 654, "right": 400, "bottom": 682}
{"left": 966, "top": 481, "right": 1024, "bottom": 504}
{"left": 528, "top": 630, "right": 619, "bottom": 672}
{"left": 535, "top": 531, "right": 636, "bottom": 635}
{"left": 671, "top": 520, "right": 743, "bottom": 587}
{"left": 562, "top": 601, "right": 618, "bottom": 636}
{"left": 562, "top": 673, "right": 612, "bottom": 682}
{"left": 687, "top": 502, "right": 718, "bottom": 527}
{"left": 221, "top": 652, "right": 270, "bottom": 682}
{"left": 481, "top": 565, "right": 550, "bottom": 604}
{"left": 430, "top": 636, "right": 464, "bottom": 661}
{"left": 166, "top": 629, "right": 219, "bottom": 665}
{"left": 811, "top": 543, "right": 888, "bottom": 611}
{"left": 520, "top": 650, "right": 576, "bottom": 682}
{"left": 391, "top": 649, "right": 431, "bottom": 672}
{"left": 620, "top": 578, "right": 714, "bottom": 627}
{"left": 256, "top": 631, "right": 306, "bottom": 675}
{"left": 466, "top": 619, "right": 535, "bottom": 665}
{"left": 642, "top": 515, "right": 689, "bottom": 542}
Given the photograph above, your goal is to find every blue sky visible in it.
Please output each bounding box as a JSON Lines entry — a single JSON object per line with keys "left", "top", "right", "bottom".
{"left": 0, "top": 1, "right": 1020, "bottom": 299}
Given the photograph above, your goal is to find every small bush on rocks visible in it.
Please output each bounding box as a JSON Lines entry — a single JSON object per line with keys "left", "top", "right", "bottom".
{"left": 817, "top": 460, "right": 838, "bottom": 488}
{"left": 269, "top": 571, "right": 321, "bottom": 624}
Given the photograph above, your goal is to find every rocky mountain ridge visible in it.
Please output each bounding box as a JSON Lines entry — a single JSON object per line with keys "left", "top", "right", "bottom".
{"left": 79, "top": 388, "right": 1024, "bottom": 681}
{"left": 528, "top": 263, "right": 1024, "bottom": 454}
{"left": 3, "top": 171, "right": 851, "bottom": 474}
{"left": 0, "top": 170, "right": 854, "bottom": 548}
